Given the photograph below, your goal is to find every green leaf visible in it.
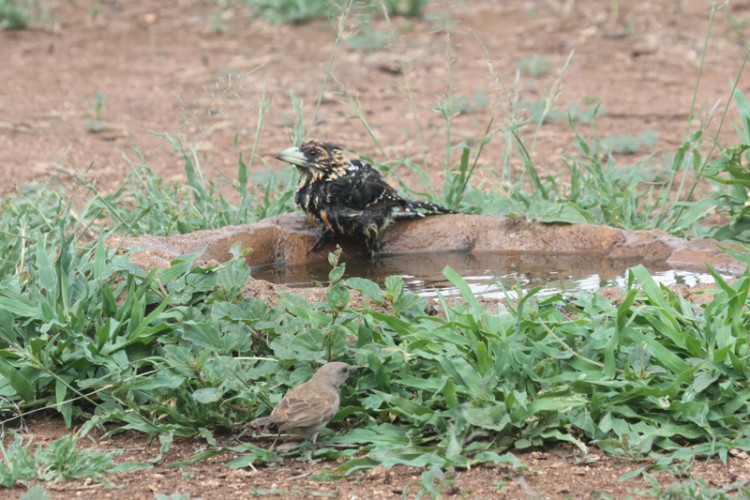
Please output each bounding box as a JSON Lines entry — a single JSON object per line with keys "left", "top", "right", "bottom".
{"left": 463, "top": 405, "right": 510, "bottom": 432}
{"left": 470, "top": 451, "right": 524, "bottom": 468}
{"left": 0, "top": 289, "right": 41, "bottom": 319}
{"left": 344, "top": 277, "right": 383, "bottom": 303}
{"left": 443, "top": 265, "right": 480, "bottom": 309}
{"left": 128, "top": 373, "right": 185, "bottom": 391}
{"left": 326, "top": 284, "right": 350, "bottom": 311}
{"left": 21, "top": 485, "right": 50, "bottom": 500}
{"left": 108, "top": 462, "right": 151, "bottom": 473}
{"left": 227, "top": 454, "right": 258, "bottom": 469}
{"left": 192, "top": 387, "right": 224, "bottom": 404}
{"left": 0, "top": 362, "right": 35, "bottom": 402}
{"left": 329, "top": 263, "right": 346, "bottom": 283}
{"left": 691, "top": 371, "right": 719, "bottom": 394}
{"left": 158, "top": 253, "right": 199, "bottom": 284}
{"left": 443, "top": 378, "right": 458, "bottom": 408}
{"left": 55, "top": 378, "right": 72, "bottom": 428}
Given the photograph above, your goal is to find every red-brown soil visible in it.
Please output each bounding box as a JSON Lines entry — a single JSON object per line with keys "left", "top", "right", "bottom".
{"left": 3, "top": 0, "right": 750, "bottom": 497}
{"left": 8, "top": 413, "right": 750, "bottom": 499}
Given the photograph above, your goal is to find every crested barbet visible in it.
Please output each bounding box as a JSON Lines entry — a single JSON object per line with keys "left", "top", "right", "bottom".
{"left": 275, "top": 140, "right": 457, "bottom": 257}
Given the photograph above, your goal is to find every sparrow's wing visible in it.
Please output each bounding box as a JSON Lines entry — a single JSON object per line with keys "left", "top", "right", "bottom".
{"left": 326, "top": 159, "right": 405, "bottom": 210}
{"left": 249, "top": 414, "right": 283, "bottom": 428}
{"left": 275, "top": 385, "right": 338, "bottom": 430}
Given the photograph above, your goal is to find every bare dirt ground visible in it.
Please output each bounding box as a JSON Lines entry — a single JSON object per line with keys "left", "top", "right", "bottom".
{"left": 3, "top": 0, "right": 750, "bottom": 497}
{"left": 9, "top": 413, "right": 750, "bottom": 499}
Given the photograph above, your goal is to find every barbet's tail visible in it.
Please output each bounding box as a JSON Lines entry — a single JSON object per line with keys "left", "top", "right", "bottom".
{"left": 403, "top": 199, "right": 460, "bottom": 215}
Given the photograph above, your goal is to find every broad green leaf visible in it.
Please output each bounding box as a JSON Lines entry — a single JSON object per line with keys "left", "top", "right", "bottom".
{"left": 0, "top": 362, "right": 35, "bottom": 402}
{"left": 344, "top": 277, "right": 383, "bottom": 303}
{"left": 443, "top": 265, "right": 480, "bottom": 309}
{"left": 192, "top": 387, "right": 224, "bottom": 404}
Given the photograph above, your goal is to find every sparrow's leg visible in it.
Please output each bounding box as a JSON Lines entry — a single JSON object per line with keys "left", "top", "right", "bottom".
{"left": 269, "top": 431, "right": 281, "bottom": 451}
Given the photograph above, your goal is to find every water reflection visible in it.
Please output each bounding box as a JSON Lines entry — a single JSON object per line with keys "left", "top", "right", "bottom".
{"left": 251, "top": 252, "right": 724, "bottom": 298}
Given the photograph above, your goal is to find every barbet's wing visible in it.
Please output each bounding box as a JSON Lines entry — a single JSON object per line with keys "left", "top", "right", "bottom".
{"left": 325, "top": 159, "right": 406, "bottom": 211}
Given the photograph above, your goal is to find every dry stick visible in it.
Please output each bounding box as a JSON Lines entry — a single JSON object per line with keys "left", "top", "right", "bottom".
{"left": 381, "top": 5, "right": 426, "bottom": 165}
{"left": 679, "top": 51, "right": 750, "bottom": 210}
{"left": 145, "top": 65, "right": 266, "bottom": 178}
{"left": 528, "top": 50, "right": 575, "bottom": 157}
{"left": 657, "top": 0, "right": 719, "bottom": 228}
{"left": 472, "top": 32, "right": 523, "bottom": 183}
{"left": 666, "top": 51, "right": 750, "bottom": 231}
{"left": 327, "top": 70, "right": 386, "bottom": 157}
{"left": 245, "top": 91, "right": 272, "bottom": 181}
{"left": 305, "top": 0, "right": 355, "bottom": 140}
{"left": 68, "top": 66, "right": 266, "bottom": 234}
{"left": 659, "top": 0, "right": 720, "bottom": 227}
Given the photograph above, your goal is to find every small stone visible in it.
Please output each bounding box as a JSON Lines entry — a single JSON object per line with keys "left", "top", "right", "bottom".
{"left": 631, "top": 35, "right": 659, "bottom": 57}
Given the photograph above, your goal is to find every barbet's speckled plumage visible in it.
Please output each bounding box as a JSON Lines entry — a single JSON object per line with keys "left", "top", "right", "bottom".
{"left": 276, "top": 141, "right": 457, "bottom": 257}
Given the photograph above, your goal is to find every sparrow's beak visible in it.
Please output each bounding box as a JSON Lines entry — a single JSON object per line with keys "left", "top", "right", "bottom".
{"left": 275, "top": 146, "right": 307, "bottom": 167}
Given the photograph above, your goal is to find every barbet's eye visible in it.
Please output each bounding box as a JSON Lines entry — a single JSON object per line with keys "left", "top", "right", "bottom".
{"left": 307, "top": 148, "right": 319, "bottom": 159}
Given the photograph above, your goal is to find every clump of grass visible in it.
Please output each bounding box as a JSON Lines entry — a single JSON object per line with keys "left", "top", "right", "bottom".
{"left": 601, "top": 128, "right": 659, "bottom": 155}
{"left": 632, "top": 475, "right": 750, "bottom": 499}
{"left": 245, "top": 0, "right": 429, "bottom": 24}
{"left": 91, "top": 138, "right": 295, "bottom": 237}
{"left": 702, "top": 89, "right": 750, "bottom": 243}
{"left": 517, "top": 55, "right": 551, "bottom": 78}
{"left": 516, "top": 99, "right": 603, "bottom": 124}
{"left": 345, "top": 20, "right": 394, "bottom": 52}
{"left": 83, "top": 91, "right": 108, "bottom": 133}
{"left": 85, "top": 94, "right": 294, "bottom": 237}
{"left": 0, "top": 433, "right": 140, "bottom": 487}
{"left": 0, "top": 0, "right": 31, "bottom": 29}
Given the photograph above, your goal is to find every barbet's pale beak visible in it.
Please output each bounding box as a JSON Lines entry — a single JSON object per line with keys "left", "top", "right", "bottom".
{"left": 274, "top": 146, "right": 307, "bottom": 167}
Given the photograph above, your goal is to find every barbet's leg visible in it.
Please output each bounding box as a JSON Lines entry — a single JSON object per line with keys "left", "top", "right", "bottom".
{"left": 308, "top": 230, "right": 334, "bottom": 254}
{"left": 363, "top": 225, "right": 382, "bottom": 259}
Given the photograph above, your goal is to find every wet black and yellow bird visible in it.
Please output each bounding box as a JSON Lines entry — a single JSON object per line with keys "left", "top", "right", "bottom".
{"left": 276, "top": 140, "right": 458, "bottom": 257}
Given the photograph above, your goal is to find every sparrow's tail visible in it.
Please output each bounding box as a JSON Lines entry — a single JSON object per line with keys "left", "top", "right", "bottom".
{"left": 249, "top": 416, "right": 279, "bottom": 428}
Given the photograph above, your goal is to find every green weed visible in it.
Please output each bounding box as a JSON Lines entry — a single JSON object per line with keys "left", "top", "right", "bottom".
{"left": 0, "top": 0, "right": 31, "bottom": 29}
{"left": 634, "top": 474, "right": 750, "bottom": 499}
{"left": 703, "top": 89, "right": 750, "bottom": 243}
{"left": 516, "top": 99, "right": 602, "bottom": 124}
{"left": 704, "top": 142, "right": 750, "bottom": 242}
{"left": 245, "top": 0, "right": 429, "bottom": 25}
{"left": 345, "top": 16, "right": 394, "bottom": 52}
{"left": 84, "top": 91, "right": 107, "bottom": 133}
{"left": 0, "top": 433, "right": 140, "bottom": 487}
{"left": 601, "top": 128, "right": 659, "bottom": 155}
{"left": 517, "top": 55, "right": 551, "bottom": 78}
{"left": 88, "top": 116, "right": 294, "bottom": 236}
